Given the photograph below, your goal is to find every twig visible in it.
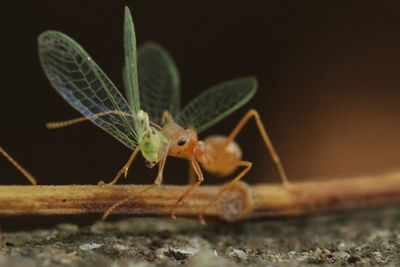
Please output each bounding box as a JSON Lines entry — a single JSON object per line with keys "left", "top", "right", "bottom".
{"left": 1, "top": 170, "right": 400, "bottom": 222}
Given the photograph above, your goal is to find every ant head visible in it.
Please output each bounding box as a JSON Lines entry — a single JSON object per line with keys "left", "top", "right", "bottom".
{"left": 168, "top": 129, "right": 199, "bottom": 159}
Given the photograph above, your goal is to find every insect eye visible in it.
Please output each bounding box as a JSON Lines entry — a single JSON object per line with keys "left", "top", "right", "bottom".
{"left": 177, "top": 137, "right": 187, "bottom": 146}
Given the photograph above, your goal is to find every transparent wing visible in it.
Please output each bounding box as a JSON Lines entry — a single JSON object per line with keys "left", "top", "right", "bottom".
{"left": 38, "top": 31, "right": 138, "bottom": 149}
{"left": 135, "top": 42, "right": 180, "bottom": 125}
{"left": 123, "top": 6, "right": 140, "bottom": 113}
{"left": 175, "top": 77, "right": 257, "bottom": 133}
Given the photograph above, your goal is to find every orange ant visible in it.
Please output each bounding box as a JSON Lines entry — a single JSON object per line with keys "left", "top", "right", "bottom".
{"left": 39, "top": 7, "right": 289, "bottom": 224}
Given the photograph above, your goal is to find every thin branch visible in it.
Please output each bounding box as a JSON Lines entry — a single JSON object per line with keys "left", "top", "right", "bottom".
{"left": 1, "top": 170, "right": 400, "bottom": 222}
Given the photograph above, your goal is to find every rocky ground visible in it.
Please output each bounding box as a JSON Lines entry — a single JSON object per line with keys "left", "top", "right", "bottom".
{"left": 0, "top": 207, "right": 399, "bottom": 266}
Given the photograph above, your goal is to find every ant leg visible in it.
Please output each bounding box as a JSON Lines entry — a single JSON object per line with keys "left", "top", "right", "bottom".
{"left": 101, "top": 151, "right": 168, "bottom": 220}
{"left": 0, "top": 146, "right": 37, "bottom": 185}
{"left": 171, "top": 160, "right": 204, "bottom": 220}
{"left": 154, "top": 150, "right": 168, "bottom": 186}
{"left": 199, "top": 160, "right": 252, "bottom": 225}
{"left": 101, "top": 183, "right": 157, "bottom": 220}
{"left": 101, "top": 194, "right": 133, "bottom": 220}
{"left": 100, "top": 148, "right": 139, "bottom": 185}
{"left": 217, "top": 109, "right": 290, "bottom": 186}
{"left": 188, "top": 161, "right": 196, "bottom": 185}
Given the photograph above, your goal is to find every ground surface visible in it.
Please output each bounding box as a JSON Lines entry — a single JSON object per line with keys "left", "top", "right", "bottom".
{"left": 0, "top": 207, "right": 399, "bottom": 266}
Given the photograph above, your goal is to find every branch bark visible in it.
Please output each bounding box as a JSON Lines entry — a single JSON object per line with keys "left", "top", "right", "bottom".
{"left": 1, "top": 170, "right": 400, "bottom": 222}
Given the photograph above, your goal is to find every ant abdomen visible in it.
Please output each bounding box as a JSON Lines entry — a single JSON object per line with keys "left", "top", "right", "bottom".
{"left": 199, "top": 135, "right": 242, "bottom": 177}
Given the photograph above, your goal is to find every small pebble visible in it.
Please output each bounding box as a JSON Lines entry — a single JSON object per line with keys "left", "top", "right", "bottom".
{"left": 79, "top": 243, "right": 103, "bottom": 251}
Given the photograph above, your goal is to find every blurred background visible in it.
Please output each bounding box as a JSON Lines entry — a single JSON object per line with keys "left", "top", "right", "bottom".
{"left": 1, "top": 0, "right": 400, "bottom": 187}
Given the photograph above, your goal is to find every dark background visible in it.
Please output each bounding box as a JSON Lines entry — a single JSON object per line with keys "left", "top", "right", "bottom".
{"left": 1, "top": 0, "right": 400, "bottom": 187}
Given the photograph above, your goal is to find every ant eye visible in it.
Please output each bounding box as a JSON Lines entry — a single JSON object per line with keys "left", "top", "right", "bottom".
{"left": 177, "top": 137, "right": 186, "bottom": 146}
